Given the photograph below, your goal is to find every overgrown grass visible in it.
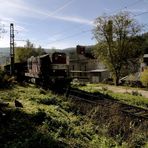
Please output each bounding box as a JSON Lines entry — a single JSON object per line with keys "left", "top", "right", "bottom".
{"left": 0, "top": 84, "right": 117, "bottom": 147}
{"left": 79, "top": 83, "right": 148, "bottom": 109}
{"left": 0, "top": 84, "right": 147, "bottom": 147}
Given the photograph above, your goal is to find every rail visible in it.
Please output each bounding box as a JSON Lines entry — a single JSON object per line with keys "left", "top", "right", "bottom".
{"left": 65, "top": 87, "right": 148, "bottom": 120}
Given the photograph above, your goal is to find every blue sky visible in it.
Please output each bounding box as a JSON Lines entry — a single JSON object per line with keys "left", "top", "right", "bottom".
{"left": 0, "top": 0, "right": 148, "bottom": 49}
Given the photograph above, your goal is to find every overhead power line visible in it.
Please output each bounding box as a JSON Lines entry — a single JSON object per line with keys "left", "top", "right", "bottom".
{"left": 47, "top": 0, "right": 145, "bottom": 44}
{"left": 111, "top": 0, "right": 142, "bottom": 14}
{"left": 124, "top": 0, "right": 142, "bottom": 9}
{"left": 1, "top": 0, "right": 146, "bottom": 47}
{"left": 134, "top": 11, "right": 148, "bottom": 17}
{"left": 48, "top": 29, "right": 91, "bottom": 44}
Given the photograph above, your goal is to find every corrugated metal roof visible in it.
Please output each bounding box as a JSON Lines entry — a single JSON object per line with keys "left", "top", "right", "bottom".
{"left": 70, "top": 69, "right": 108, "bottom": 73}
{"left": 144, "top": 54, "right": 148, "bottom": 58}
{"left": 89, "top": 69, "right": 108, "bottom": 72}
{"left": 70, "top": 70, "right": 88, "bottom": 73}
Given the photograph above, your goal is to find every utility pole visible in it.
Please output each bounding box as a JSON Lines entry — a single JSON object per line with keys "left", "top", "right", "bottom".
{"left": 10, "top": 23, "right": 15, "bottom": 75}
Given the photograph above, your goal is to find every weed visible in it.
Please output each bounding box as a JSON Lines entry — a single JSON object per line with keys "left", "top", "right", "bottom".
{"left": 0, "top": 84, "right": 147, "bottom": 148}
{"left": 102, "top": 86, "right": 108, "bottom": 92}
{"left": 38, "top": 97, "right": 58, "bottom": 105}
{"left": 131, "top": 90, "right": 142, "bottom": 96}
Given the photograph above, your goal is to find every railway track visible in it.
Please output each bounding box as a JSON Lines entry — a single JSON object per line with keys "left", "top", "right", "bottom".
{"left": 66, "top": 87, "right": 148, "bottom": 120}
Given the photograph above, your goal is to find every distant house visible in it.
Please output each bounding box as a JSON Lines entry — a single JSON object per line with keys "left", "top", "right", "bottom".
{"left": 141, "top": 54, "right": 148, "bottom": 71}
{"left": 69, "top": 45, "right": 109, "bottom": 83}
{"left": 143, "top": 54, "right": 148, "bottom": 66}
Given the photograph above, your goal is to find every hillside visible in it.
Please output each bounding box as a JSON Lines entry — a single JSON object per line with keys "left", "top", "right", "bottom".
{"left": 0, "top": 47, "right": 9, "bottom": 55}
{"left": 0, "top": 48, "right": 9, "bottom": 65}
{"left": 0, "top": 84, "right": 147, "bottom": 148}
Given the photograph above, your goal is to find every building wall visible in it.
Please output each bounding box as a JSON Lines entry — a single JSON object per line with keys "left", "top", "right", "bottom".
{"left": 69, "top": 54, "right": 109, "bottom": 83}
{"left": 141, "top": 54, "right": 148, "bottom": 72}
{"left": 70, "top": 55, "right": 106, "bottom": 71}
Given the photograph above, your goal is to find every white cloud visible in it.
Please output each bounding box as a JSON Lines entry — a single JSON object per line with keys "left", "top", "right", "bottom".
{"left": 45, "top": 41, "right": 76, "bottom": 49}
{"left": 47, "top": 34, "right": 63, "bottom": 42}
{"left": 0, "top": 34, "right": 26, "bottom": 47}
{"left": 0, "top": 0, "right": 94, "bottom": 48}
{"left": 0, "top": 0, "right": 93, "bottom": 26}
{"left": 0, "top": 37, "right": 9, "bottom": 47}
{"left": 45, "top": 0, "right": 74, "bottom": 18}
{"left": 53, "top": 15, "right": 93, "bottom": 26}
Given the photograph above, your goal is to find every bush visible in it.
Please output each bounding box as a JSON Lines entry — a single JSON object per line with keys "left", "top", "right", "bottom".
{"left": 131, "top": 90, "right": 142, "bottom": 96}
{"left": 0, "top": 70, "right": 10, "bottom": 88}
{"left": 0, "top": 67, "right": 16, "bottom": 88}
{"left": 38, "top": 97, "right": 58, "bottom": 105}
{"left": 140, "top": 68, "right": 148, "bottom": 87}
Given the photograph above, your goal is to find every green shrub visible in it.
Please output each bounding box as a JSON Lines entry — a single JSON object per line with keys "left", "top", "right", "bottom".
{"left": 140, "top": 68, "right": 148, "bottom": 87}
{"left": 131, "top": 90, "right": 142, "bottom": 96}
{"left": 0, "top": 67, "right": 15, "bottom": 88}
{"left": 38, "top": 97, "right": 58, "bottom": 105}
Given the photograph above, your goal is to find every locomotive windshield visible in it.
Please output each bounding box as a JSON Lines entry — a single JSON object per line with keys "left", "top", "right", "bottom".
{"left": 52, "top": 52, "right": 66, "bottom": 64}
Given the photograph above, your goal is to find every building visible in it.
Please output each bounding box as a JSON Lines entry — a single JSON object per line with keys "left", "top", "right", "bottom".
{"left": 143, "top": 54, "right": 148, "bottom": 66}
{"left": 69, "top": 45, "right": 109, "bottom": 83}
{"left": 141, "top": 54, "right": 148, "bottom": 71}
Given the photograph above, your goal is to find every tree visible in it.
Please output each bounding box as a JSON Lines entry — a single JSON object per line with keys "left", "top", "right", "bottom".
{"left": 141, "top": 32, "right": 148, "bottom": 54}
{"left": 15, "top": 40, "right": 45, "bottom": 62}
{"left": 140, "top": 68, "right": 148, "bottom": 87}
{"left": 93, "top": 12, "right": 144, "bottom": 85}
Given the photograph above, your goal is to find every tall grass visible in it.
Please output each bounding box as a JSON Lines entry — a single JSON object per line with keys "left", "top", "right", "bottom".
{"left": 0, "top": 85, "right": 117, "bottom": 147}
{"left": 0, "top": 84, "right": 147, "bottom": 147}
{"left": 79, "top": 84, "right": 148, "bottom": 109}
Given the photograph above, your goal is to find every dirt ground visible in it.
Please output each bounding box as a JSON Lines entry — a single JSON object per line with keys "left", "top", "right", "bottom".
{"left": 95, "top": 85, "right": 148, "bottom": 98}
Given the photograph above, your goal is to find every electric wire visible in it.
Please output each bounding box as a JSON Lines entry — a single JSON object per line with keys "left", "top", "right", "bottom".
{"left": 1, "top": 0, "right": 148, "bottom": 46}
{"left": 47, "top": 0, "right": 147, "bottom": 45}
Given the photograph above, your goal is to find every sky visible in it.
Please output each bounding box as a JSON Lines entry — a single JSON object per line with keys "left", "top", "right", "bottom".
{"left": 0, "top": 0, "right": 148, "bottom": 49}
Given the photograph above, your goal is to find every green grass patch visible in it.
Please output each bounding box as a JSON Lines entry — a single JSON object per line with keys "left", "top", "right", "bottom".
{"left": 79, "top": 84, "right": 148, "bottom": 109}
{"left": 0, "top": 84, "right": 147, "bottom": 148}
{"left": 0, "top": 84, "right": 119, "bottom": 148}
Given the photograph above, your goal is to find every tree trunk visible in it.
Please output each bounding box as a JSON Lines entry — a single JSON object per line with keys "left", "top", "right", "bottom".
{"left": 115, "top": 77, "right": 119, "bottom": 86}
{"left": 114, "top": 72, "right": 120, "bottom": 86}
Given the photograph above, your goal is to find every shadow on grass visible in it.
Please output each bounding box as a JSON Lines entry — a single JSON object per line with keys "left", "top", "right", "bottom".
{"left": 0, "top": 107, "right": 66, "bottom": 148}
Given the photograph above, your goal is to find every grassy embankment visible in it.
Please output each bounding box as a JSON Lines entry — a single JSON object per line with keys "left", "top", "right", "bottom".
{"left": 0, "top": 84, "right": 148, "bottom": 148}
{"left": 78, "top": 83, "right": 148, "bottom": 109}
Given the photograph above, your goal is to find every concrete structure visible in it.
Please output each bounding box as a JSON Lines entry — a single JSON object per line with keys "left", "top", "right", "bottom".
{"left": 69, "top": 47, "right": 109, "bottom": 83}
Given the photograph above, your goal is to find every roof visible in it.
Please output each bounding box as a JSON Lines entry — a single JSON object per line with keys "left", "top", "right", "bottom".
{"left": 144, "top": 54, "right": 148, "bottom": 58}
{"left": 70, "top": 69, "right": 108, "bottom": 73}
{"left": 89, "top": 69, "right": 108, "bottom": 72}
{"left": 38, "top": 54, "right": 49, "bottom": 58}
{"left": 120, "top": 72, "right": 140, "bottom": 81}
{"left": 70, "top": 70, "right": 87, "bottom": 73}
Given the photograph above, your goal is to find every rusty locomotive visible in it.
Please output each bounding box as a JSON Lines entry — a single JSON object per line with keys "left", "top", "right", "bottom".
{"left": 4, "top": 52, "right": 70, "bottom": 89}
